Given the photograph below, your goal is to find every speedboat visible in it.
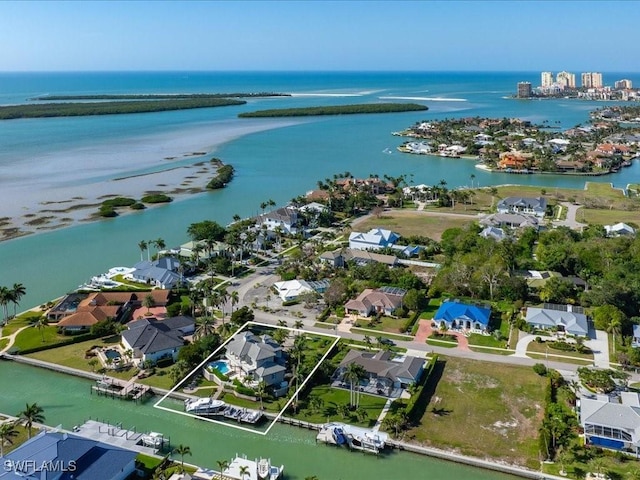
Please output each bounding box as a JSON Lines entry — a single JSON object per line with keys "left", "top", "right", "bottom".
{"left": 141, "top": 431, "right": 165, "bottom": 448}
{"left": 184, "top": 397, "right": 226, "bottom": 414}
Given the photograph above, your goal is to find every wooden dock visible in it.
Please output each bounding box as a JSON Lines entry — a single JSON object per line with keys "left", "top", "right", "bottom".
{"left": 92, "top": 376, "right": 151, "bottom": 402}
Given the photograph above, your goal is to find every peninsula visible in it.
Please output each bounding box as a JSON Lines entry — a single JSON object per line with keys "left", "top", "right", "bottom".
{"left": 238, "top": 102, "right": 428, "bottom": 117}
{"left": 394, "top": 112, "right": 639, "bottom": 175}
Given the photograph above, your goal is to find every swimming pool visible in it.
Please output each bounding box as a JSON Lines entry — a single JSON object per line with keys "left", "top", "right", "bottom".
{"left": 104, "top": 349, "right": 121, "bottom": 360}
{"left": 209, "top": 360, "right": 230, "bottom": 375}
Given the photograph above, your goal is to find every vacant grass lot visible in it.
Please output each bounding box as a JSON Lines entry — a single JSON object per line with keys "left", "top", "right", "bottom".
{"left": 354, "top": 315, "right": 408, "bottom": 333}
{"left": 526, "top": 340, "right": 594, "bottom": 361}
{"left": 405, "top": 356, "right": 546, "bottom": 469}
{"left": 352, "top": 210, "right": 474, "bottom": 241}
{"left": 292, "top": 385, "right": 386, "bottom": 428}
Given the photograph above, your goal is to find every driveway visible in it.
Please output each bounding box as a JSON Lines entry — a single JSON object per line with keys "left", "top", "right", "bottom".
{"left": 552, "top": 202, "right": 586, "bottom": 230}
{"left": 585, "top": 329, "right": 610, "bottom": 369}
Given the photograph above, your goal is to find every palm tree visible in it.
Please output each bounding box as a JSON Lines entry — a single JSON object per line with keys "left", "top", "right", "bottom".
{"left": 230, "top": 291, "right": 239, "bottom": 315}
{"left": 217, "top": 459, "right": 229, "bottom": 480}
{"left": 217, "top": 289, "right": 229, "bottom": 325}
{"left": 19, "top": 402, "right": 45, "bottom": 439}
{"left": 173, "top": 444, "right": 191, "bottom": 472}
{"left": 363, "top": 335, "right": 372, "bottom": 350}
{"left": 293, "top": 319, "right": 304, "bottom": 331}
{"left": 343, "top": 362, "right": 366, "bottom": 407}
{"left": 143, "top": 294, "right": 155, "bottom": 315}
{"left": 470, "top": 173, "right": 475, "bottom": 188}
{"left": 239, "top": 465, "right": 250, "bottom": 480}
{"left": 607, "top": 316, "right": 622, "bottom": 355}
{"left": 256, "top": 381, "right": 266, "bottom": 410}
{"left": 308, "top": 396, "right": 324, "bottom": 415}
{"left": 194, "top": 316, "right": 216, "bottom": 339}
{"left": 36, "top": 317, "right": 48, "bottom": 342}
{"left": 0, "top": 286, "right": 11, "bottom": 325}
{"left": 0, "top": 421, "right": 19, "bottom": 456}
{"left": 588, "top": 458, "right": 606, "bottom": 478}
{"left": 138, "top": 240, "right": 148, "bottom": 261}
{"left": 155, "top": 238, "right": 166, "bottom": 258}
{"left": 11, "top": 283, "right": 26, "bottom": 317}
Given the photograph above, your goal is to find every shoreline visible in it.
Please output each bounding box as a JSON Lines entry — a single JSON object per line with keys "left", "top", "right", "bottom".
{"left": 0, "top": 118, "right": 302, "bottom": 243}
{"left": 0, "top": 353, "right": 562, "bottom": 480}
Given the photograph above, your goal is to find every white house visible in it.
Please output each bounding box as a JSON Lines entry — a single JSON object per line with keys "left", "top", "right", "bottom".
{"left": 257, "top": 207, "right": 298, "bottom": 235}
{"left": 496, "top": 196, "right": 547, "bottom": 218}
{"left": 605, "top": 222, "right": 636, "bottom": 237}
{"left": 121, "top": 316, "right": 194, "bottom": 365}
{"left": 130, "top": 257, "right": 181, "bottom": 289}
{"left": 349, "top": 228, "right": 400, "bottom": 251}
{"left": 225, "top": 331, "right": 287, "bottom": 390}
{"left": 524, "top": 306, "right": 589, "bottom": 337}
{"left": 273, "top": 279, "right": 314, "bottom": 302}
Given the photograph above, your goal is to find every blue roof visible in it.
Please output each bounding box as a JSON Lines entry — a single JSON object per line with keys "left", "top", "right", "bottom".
{"left": 0, "top": 431, "right": 136, "bottom": 480}
{"left": 433, "top": 301, "right": 491, "bottom": 326}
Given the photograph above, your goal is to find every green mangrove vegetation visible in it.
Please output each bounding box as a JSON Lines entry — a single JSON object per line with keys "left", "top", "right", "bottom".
{"left": 0, "top": 98, "right": 246, "bottom": 120}
{"left": 206, "top": 161, "right": 235, "bottom": 190}
{"left": 30, "top": 92, "right": 289, "bottom": 101}
{"left": 238, "top": 103, "right": 429, "bottom": 118}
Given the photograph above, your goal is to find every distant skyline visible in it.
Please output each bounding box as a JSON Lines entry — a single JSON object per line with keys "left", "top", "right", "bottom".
{"left": 2, "top": 1, "right": 639, "bottom": 72}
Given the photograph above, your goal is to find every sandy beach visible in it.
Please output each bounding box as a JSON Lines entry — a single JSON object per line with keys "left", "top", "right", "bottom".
{"left": 0, "top": 118, "right": 300, "bottom": 241}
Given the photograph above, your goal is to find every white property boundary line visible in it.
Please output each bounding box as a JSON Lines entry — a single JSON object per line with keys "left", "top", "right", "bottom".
{"left": 154, "top": 320, "right": 340, "bottom": 436}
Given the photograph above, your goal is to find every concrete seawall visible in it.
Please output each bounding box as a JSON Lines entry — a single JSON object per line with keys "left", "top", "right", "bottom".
{"left": 1, "top": 353, "right": 563, "bottom": 480}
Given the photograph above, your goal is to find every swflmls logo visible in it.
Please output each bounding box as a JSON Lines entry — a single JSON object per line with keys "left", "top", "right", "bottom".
{"left": 3, "top": 460, "right": 77, "bottom": 473}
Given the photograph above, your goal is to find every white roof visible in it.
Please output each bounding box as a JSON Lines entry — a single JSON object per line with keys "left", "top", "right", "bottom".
{"left": 273, "top": 279, "right": 313, "bottom": 300}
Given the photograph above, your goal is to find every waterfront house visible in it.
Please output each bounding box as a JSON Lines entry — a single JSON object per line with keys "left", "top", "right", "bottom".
{"left": 496, "top": 196, "right": 547, "bottom": 218}
{"left": 524, "top": 305, "right": 588, "bottom": 337}
{"left": 256, "top": 207, "right": 298, "bottom": 235}
{"left": 121, "top": 315, "right": 194, "bottom": 365}
{"left": 224, "top": 331, "right": 286, "bottom": 390}
{"left": 580, "top": 392, "right": 640, "bottom": 454}
{"left": 433, "top": 300, "right": 491, "bottom": 333}
{"left": 130, "top": 257, "right": 181, "bottom": 289}
{"left": 53, "top": 290, "right": 170, "bottom": 332}
{"left": 333, "top": 350, "right": 424, "bottom": 398}
{"left": 344, "top": 287, "right": 406, "bottom": 317}
{"left": 0, "top": 430, "right": 137, "bottom": 480}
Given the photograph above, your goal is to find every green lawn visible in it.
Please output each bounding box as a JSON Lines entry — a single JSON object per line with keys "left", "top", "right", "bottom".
{"left": 1, "top": 423, "right": 32, "bottom": 455}
{"left": 12, "top": 325, "right": 70, "bottom": 352}
{"left": 353, "top": 315, "right": 410, "bottom": 334}
{"left": 419, "top": 299, "right": 441, "bottom": 320}
{"left": 426, "top": 338, "right": 457, "bottom": 348}
{"left": 2, "top": 310, "right": 44, "bottom": 337}
{"left": 528, "top": 352, "right": 593, "bottom": 365}
{"left": 468, "top": 346, "right": 515, "bottom": 356}
{"left": 527, "top": 341, "right": 594, "bottom": 361}
{"left": 0, "top": 338, "right": 8, "bottom": 351}
{"left": 467, "top": 333, "right": 507, "bottom": 349}
{"left": 405, "top": 356, "right": 547, "bottom": 469}
{"left": 292, "top": 385, "right": 386, "bottom": 428}
{"left": 349, "top": 328, "right": 413, "bottom": 342}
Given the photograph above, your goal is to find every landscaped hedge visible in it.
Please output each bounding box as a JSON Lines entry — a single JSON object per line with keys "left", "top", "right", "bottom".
{"left": 403, "top": 310, "right": 421, "bottom": 334}
{"left": 404, "top": 355, "right": 438, "bottom": 420}
{"left": 17, "top": 332, "right": 100, "bottom": 355}
{"left": 317, "top": 306, "right": 332, "bottom": 322}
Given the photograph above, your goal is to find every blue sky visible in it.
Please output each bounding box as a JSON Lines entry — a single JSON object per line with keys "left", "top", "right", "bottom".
{"left": 1, "top": 1, "right": 638, "bottom": 72}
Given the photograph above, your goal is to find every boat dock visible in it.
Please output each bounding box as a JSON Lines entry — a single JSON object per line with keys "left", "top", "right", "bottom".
{"left": 195, "top": 405, "right": 263, "bottom": 424}
{"left": 316, "top": 422, "right": 388, "bottom": 454}
{"left": 72, "top": 420, "right": 170, "bottom": 455}
{"left": 92, "top": 376, "right": 151, "bottom": 402}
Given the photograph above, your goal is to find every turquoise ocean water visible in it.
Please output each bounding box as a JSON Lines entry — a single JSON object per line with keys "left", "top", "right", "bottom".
{"left": 1, "top": 70, "right": 640, "bottom": 308}
{"left": 2, "top": 70, "right": 640, "bottom": 479}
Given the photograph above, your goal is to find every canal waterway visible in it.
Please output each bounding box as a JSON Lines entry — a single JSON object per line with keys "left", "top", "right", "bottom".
{"left": 0, "top": 361, "right": 517, "bottom": 480}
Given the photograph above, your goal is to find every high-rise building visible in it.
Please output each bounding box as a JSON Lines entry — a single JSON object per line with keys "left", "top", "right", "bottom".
{"left": 615, "top": 79, "right": 633, "bottom": 89}
{"left": 517, "top": 82, "right": 532, "bottom": 98}
{"left": 556, "top": 71, "right": 576, "bottom": 89}
{"left": 541, "top": 71, "right": 554, "bottom": 88}
{"left": 582, "top": 72, "right": 603, "bottom": 88}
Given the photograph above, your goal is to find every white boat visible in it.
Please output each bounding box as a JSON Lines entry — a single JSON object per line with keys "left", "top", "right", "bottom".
{"left": 141, "top": 431, "right": 165, "bottom": 448}
{"left": 222, "top": 454, "right": 284, "bottom": 480}
{"left": 184, "top": 397, "right": 226, "bottom": 414}
{"left": 317, "top": 422, "right": 388, "bottom": 454}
